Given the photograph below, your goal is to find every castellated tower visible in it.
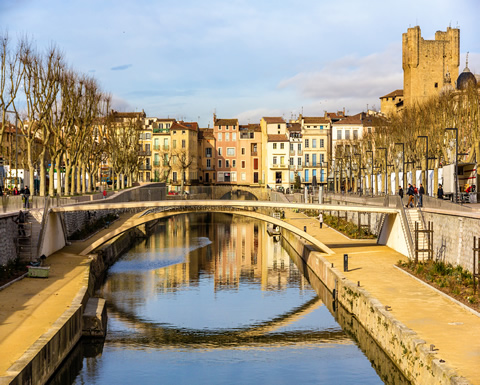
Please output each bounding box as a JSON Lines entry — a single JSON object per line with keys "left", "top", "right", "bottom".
{"left": 402, "top": 26, "right": 460, "bottom": 107}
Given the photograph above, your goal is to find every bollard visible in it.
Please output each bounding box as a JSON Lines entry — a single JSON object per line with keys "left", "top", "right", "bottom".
{"left": 304, "top": 225, "right": 307, "bottom": 232}
{"left": 343, "top": 254, "right": 348, "bottom": 272}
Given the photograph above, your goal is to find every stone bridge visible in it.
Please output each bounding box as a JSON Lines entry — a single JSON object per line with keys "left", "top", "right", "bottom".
{"left": 40, "top": 200, "right": 407, "bottom": 259}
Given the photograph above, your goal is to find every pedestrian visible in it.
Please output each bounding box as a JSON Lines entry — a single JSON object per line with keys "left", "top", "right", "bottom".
{"left": 13, "top": 186, "right": 19, "bottom": 195}
{"left": 13, "top": 210, "right": 26, "bottom": 236}
{"left": 437, "top": 184, "right": 444, "bottom": 199}
{"left": 398, "top": 185, "right": 404, "bottom": 200}
{"left": 23, "top": 186, "right": 30, "bottom": 209}
{"left": 418, "top": 183, "right": 425, "bottom": 207}
{"left": 318, "top": 212, "right": 324, "bottom": 229}
{"left": 103, "top": 189, "right": 107, "bottom": 199}
{"left": 406, "top": 183, "right": 415, "bottom": 208}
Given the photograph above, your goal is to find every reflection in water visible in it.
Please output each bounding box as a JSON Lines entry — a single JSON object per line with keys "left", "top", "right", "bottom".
{"left": 51, "top": 213, "right": 391, "bottom": 385}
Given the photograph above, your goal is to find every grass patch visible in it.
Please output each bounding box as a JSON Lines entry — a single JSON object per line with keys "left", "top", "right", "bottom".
{"left": 397, "top": 259, "right": 480, "bottom": 312}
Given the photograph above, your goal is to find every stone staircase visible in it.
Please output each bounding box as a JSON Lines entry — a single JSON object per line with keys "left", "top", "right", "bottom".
{"left": 404, "top": 208, "right": 430, "bottom": 261}
{"left": 16, "top": 209, "right": 44, "bottom": 262}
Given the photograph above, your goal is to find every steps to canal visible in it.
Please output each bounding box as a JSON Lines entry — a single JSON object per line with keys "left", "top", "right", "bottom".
{"left": 405, "top": 208, "right": 430, "bottom": 261}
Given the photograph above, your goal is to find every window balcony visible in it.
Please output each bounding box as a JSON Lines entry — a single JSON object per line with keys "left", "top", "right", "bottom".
{"left": 138, "top": 150, "right": 151, "bottom": 156}
{"left": 251, "top": 151, "right": 258, "bottom": 156}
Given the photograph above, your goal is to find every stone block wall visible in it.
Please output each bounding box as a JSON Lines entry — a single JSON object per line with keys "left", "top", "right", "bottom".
{"left": 0, "top": 213, "right": 22, "bottom": 265}
{"left": 423, "top": 211, "right": 480, "bottom": 272}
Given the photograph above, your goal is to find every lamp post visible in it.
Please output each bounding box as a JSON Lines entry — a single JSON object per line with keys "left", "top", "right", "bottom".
{"left": 445, "top": 128, "right": 458, "bottom": 203}
{"left": 395, "top": 143, "right": 405, "bottom": 190}
{"left": 417, "top": 135, "right": 428, "bottom": 196}
{"left": 377, "top": 147, "right": 388, "bottom": 195}
{"left": 354, "top": 153, "right": 361, "bottom": 195}
{"left": 366, "top": 150, "right": 374, "bottom": 196}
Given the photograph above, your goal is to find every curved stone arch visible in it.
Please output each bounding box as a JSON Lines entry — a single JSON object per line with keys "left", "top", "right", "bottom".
{"left": 212, "top": 186, "right": 267, "bottom": 201}
{"left": 218, "top": 189, "right": 259, "bottom": 201}
{"left": 79, "top": 208, "right": 334, "bottom": 256}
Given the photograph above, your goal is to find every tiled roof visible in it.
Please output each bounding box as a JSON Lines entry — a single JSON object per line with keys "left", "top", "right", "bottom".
{"left": 380, "top": 89, "right": 403, "bottom": 99}
{"left": 171, "top": 121, "right": 198, "bottom": 132}
{"left": 333, "top": 112, "right": 364, "bottom": 125}
{"left": 199, "top": 129, "right": 214, "bottom": 139}
{"left": 303, "top": 117, "right": 330, "bottom": 124}
{"left": 263, "top": 117, "right": 285, "bottom": 124}
{"left": 215, "top": 118, "right": 238, "bottom": 126}
{"left": 267, "top": 134, "right": 289, "bottom": 142}
{"left": 288, "top": 122, "right": 301, "bottom": 131}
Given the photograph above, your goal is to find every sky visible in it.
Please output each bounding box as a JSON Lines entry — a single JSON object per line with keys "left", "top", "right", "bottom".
{"left": 1, "top": 0, "right": 479, "bottom": 127}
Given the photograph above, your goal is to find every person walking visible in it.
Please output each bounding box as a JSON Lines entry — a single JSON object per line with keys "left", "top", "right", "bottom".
{"left": 103, "top": 189, "right": 107, "bottom": 199}
{"left": 437, "top": 184, "right": 444, "bottom": 199}
{"left": 398, "top": 185, "right": 404, "bottom": 201}
{"left": 418, "top": 183, "right": 425, "bottom": 207}
{"left": 318, "top": 212, "right": 324, "bottom": 229}
{"left": 406, "top": 183, "right": 415, "bottom": 208}
{"left": 23, "top": 186, "right": 30, "bottom": 209}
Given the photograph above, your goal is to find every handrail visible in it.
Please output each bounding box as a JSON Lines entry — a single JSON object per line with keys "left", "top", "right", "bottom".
{"left": 396, "top": 196, "right": 415, "bottom": 260}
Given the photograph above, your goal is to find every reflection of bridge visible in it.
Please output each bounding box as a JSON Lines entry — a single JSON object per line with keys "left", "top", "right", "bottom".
{"left": 104, "top": 295, "right": 352, "bottom": 349}
{"left": 40, "top": 200, "right": 404, "bottom": 258}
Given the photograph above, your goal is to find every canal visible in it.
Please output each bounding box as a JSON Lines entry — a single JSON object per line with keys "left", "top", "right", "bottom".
{"left": 48, "top": 213, "right": 408, "bottom": 385}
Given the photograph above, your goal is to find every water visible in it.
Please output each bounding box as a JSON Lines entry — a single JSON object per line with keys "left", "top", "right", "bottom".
{"left": 49, "top": 213, "right": 405, "bottom": 385}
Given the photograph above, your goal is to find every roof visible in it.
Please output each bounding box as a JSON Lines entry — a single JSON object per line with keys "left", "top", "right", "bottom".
{"left": 178, "top": 121, "right": 199, "bottom": 131}
{"left": 303, "top": 117, "right": 330, "bottom": 124}
{"left": 262, "top": 117, "right": 285, "bottom": 124}
{"left": 239, "top": 123, "right": 261, "bottom": 132}
{"left": 215, "top": 118, "right": 238, "bottom": 126}
{"left": 199, "top": 128, "right": 215, "bottom": 139}
{"left": 170, "top": 121, "right": 198, "bottom": 132}
{"left": 267, "top": 134, "right": 289, "bottom": 142}
{"left": 288, "top": 122, "right": 301, "bottom": 131}
{"left": 380, "top": 89, "right": 403, "bottom": 99}
{"left": 110, "top": 110, "right": 146, "bottom": 119}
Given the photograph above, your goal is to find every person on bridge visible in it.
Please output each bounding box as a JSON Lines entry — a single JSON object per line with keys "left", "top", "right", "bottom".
{"left": 12, "top": 210, "right": 27, "bottom": 236}
{"left": 398, "top": 185, "right": 403, "bottom": 200}
{"left": 103, "top": 189, "right": 107, "bottom": 199}
{"left": 23, "top": 186, "right": 30, "bottom": 209}
{"left": 406, "top": 183, "right": 415, "bottom": 208}
{"left": 437, "top": 184, "right": 444, "bottom": 199}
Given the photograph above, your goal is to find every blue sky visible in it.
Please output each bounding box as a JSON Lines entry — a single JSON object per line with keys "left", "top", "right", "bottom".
{"left": 1, "top": 0, "right": 479, "bottom": 127}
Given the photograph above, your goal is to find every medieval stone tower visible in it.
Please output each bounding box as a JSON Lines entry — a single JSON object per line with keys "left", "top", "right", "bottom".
{"left": 402, "top": 26, "right": 460, "bottom": 107}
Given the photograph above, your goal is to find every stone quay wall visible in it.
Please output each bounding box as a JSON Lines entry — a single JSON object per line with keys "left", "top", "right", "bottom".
{"left": 282, "top": 229, "right": 464, "bottom": 385}
{"left": 422, "top": 210, "right": 480, "bottom": 272}
{"left": 0, "top": 213, "right": 23, "bottom": 266}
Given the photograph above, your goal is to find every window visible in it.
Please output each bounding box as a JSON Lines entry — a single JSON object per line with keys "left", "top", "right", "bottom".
{"left": 139, "top": 133, "right": 144, "bottom": 140}
{"left": 173, "top": 140, "right": 177, "bottom": 149}
{"left": 232, "top": 160, "right": 236, "bottom": 167}
{"left": 305, "top": 154, "right": 310, "bottom": 165}
{"left": 353, "top": 130, "right": 358, "bottom": 140}
{"left": 337, "top": 130, "right": 342, "bottom": 140}
{"left": 206, "top": 148, "right": 212, "bottom": 157}
{"left": 242, "top": 161, "right": 246, "bottom": 168}
{"left": 159, "top": 123, "right": 164, "bottom": 129}
{"left": 345, "top": 130, "right": 350, "bottom": 140}
{"left": 305, "top": 139, "right": 309, "bottom": 148}
{"left": 218, "top": 125, "right": 222, "bottom": 130}
{"left": 280, "top": 156, "right": 285, "bottom": 165}
{"left": 226, "top": 125, "right": 229, "bottom": 130}
{"left": 206, "top": 159, "right": 211, "bottom": 168}
{"left": 145, "top": 143, "right": 150, "bottom": 152}
{"left": 226, "top": 160, "right": 230, "bottom": 167}
{"left": 241, "top": 147, "right": 245, "bottom": 155}
{"left": 320, "top": 125, "right": 324, "bottom": 130}
{"left": 145, "top": 133, "right": 151, "bottom": 139}
{"left": 320, "top": 139, "right": 324, "bottom": 148}
{"left": 290, "top": 143, "right": 294, "bottom": 152}
{"left": 297, "top": 157, "right": 302, "bottom": 166}
{"left": 273, "top": 156, "right": 277, "bottom": 165}
{"left": 305, "top": 169, "right": 309, "bottom": 182}
{"left": 320, "top": 153, "right": 325, "bottom": 163}
{"left": 298, "top": 143, "right": 302, "bottom": 151}
{"left": 218, "top": 132, "right": 222, "bottom": 141}
{"left": 312, "top": 154, "right": 317, "bottom": 166}
{"left": 227, "top": 148, "right": 235, "bottom": 156}
{"left": 280, "top": 143, "right": 284, "bottom": 149}
{"left": 182, "top": 130, "right": 185, "bottom": 134}
{"left": 173, "top": 131, "right": 177, "bottom": 134}
{"left": 218, "top": 160, "right": 222, "bottom": 168}
{"left": 166, "top": 123, "right": 170, "bottom": 129}
{"left": 218, "top": 147, "right": 222, "bottom": 156}
{"left": 289, "top": 158, "right": 294, "bottom": 165}
{"left": 172, "top": 171, "right": 177, "bottom": 182}
{"left": 312, "top": 139, "right": 317, "bottom": 148}
{"left": 273, "top": 143, "right": 277, "bottom": 149}
{"left": 253, "top": 158, "right": 258, "bottom": 170}
{"left": 225, "top": 132, "right": 230, "bottom": 141}
{"left": 182, "top": 139, "right": 186, "bottom": 148}
{"left": 232, "top": 133, "right": 236, "bottom": 141}
{"left": 277, "top": 124, "right": 280, "bottom": 129}
{"left": 241, "top": 172, "right": 246, "bottom": 181}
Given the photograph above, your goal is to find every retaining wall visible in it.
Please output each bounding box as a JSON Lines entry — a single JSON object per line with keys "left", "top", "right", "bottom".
{"left": 0, "top": 213, "right": 20, "bottom": 266}
{"left": 282, "top": 229, "right": 467, "bottom": 385}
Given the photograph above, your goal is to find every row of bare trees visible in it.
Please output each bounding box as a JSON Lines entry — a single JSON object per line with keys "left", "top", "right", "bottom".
{"left": 333, "top": 84, "right": 480, "bottom": 193}
{"left": 0, "top": 33, "right": 143, "bottom": 196}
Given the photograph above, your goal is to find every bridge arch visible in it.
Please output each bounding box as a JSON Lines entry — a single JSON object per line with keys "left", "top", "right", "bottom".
{"left": 78, "top": 208, "right": 333, "bottom": 256}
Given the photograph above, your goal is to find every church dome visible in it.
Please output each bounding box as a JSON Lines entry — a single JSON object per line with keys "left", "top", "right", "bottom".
{"left": 456, "top": 54, "right": 477, "bottom": 90}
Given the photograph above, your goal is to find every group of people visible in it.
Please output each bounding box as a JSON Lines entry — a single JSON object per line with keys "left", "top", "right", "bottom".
{"left": 398, "top": 183, "right": 425, "bottom": 208}
{"left": 0, "top": 185, "right": 31, "bottom": 208}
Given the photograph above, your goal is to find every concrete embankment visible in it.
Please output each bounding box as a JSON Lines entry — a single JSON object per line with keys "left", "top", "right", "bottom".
{"left": 281, "top": 211, "right": 475, "bottom": 385}
{"left": 0, "top": 217, "right": 144, "bottom": 385}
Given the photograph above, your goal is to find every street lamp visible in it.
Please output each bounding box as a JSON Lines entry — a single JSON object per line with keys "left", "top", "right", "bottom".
{"left": 377, "top": 147, "right": 388, "bottom": 195}
{"left": 354, "top": 153, "right": 362, "bottom": 195}
{"left": 445, "top": 128, "right": 458, "bottom": 203}
{"left": 395, "top": 143, "right": 405, "bottom": 190}
{"left": 366, "top": 150, "right": 374, "bottom": 196}
{"left": 417, "top": 135, "right": 428, "bottom": 195}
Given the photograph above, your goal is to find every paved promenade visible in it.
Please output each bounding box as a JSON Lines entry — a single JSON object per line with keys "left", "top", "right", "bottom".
{"left": 0, "top": 207, "right": 479, "bottom": 384}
